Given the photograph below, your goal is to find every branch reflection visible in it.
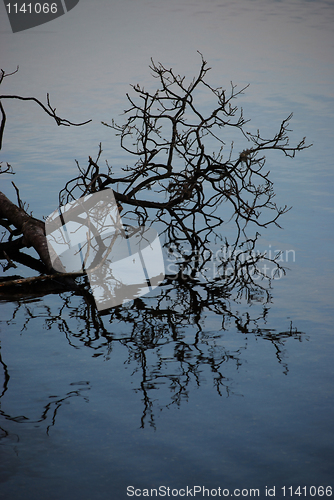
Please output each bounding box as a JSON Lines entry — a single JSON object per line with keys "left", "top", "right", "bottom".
{"left": 0, "top": 270, "right": 306, "bottom": 432}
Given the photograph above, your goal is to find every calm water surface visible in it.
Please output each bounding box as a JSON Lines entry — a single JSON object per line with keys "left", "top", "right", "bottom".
{"left": 0, "top": 0, "right": 333, "bottom": 498}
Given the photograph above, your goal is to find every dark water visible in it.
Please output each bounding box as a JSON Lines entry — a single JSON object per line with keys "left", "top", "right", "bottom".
{"left": 1, "top": 285, "right": 333, "bottom": 499}
{"left": 1, "top": 0, "right": 334, "bottom": 498}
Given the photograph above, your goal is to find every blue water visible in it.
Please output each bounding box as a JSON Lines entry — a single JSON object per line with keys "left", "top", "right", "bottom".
{"left": 1, "top": 1, "right": 334, "bottom": 498}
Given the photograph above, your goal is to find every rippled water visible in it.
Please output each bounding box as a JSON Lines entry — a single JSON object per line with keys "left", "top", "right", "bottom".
{"left": 0, "top": 0, "right": 333, "bottom": 498}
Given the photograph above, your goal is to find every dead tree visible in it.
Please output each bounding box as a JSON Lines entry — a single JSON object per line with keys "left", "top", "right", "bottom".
{"left": 0, "top": 56, "right": 311, "bottom": 296}
{"left": 60, "top": 54, "right": 311, "bottom": 281}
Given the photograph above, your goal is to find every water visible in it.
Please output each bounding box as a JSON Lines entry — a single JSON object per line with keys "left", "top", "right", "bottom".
{"left": 1, "top": 0, "right": 334, "bottom": 498}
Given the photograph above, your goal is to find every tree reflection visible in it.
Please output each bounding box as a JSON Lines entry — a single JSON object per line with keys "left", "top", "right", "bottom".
{"left": 1, "top": 57, "right": 310, "bottom": 431}
{"left": 0, "top": 270, "right": 306, "bottom": 431}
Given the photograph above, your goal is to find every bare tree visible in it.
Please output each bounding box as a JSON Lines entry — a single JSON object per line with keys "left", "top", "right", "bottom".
{"left": 60, "top": 53, "right": 311, "bottom": 282}
{"left": 0, "top": 59, "right": 311, "bottom": 431}
{"left": 1, "top": 55, "right": 311, "bottom": 295}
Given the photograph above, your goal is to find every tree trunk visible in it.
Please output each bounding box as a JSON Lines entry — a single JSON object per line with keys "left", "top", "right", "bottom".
{"left": 0, "top": 191, "right": 53, "bottom": 272}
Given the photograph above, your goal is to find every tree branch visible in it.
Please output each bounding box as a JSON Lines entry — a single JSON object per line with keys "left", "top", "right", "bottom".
{"left": 0, "top": 66, "right": 92, "bottom": 150}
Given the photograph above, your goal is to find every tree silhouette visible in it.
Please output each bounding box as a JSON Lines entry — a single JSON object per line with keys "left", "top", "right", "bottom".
{"left": 60, "top": 54, "right": 310, "bottom": 280}
{"left": 0, "top": 56, "right": 311, "bottom": 299}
